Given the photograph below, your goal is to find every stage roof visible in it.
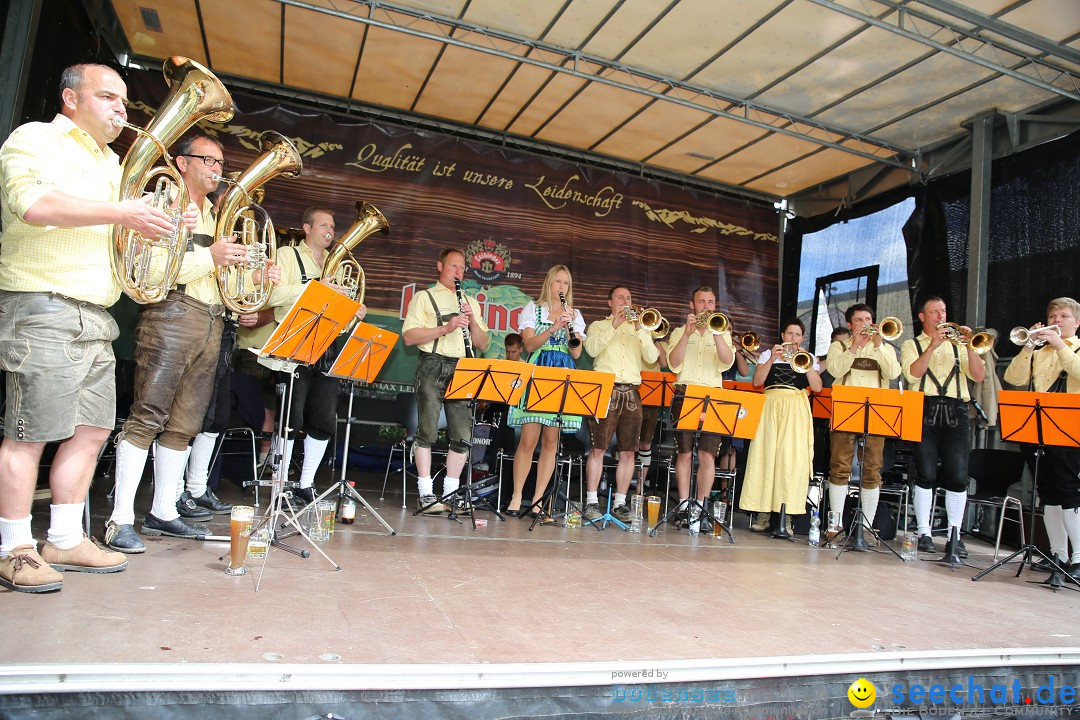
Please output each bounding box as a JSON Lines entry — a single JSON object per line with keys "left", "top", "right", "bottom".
{"left": 103, "top": 0, "right": 1080, "bottom": 212}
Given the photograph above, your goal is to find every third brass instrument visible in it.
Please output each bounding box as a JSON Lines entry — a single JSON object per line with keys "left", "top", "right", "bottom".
{"left": 624, "top": 305, "right": 666, "bottom": 333}
{"left": 696, "top": 311, "right": 730, "bottom": 335}
{"left": 213, "top": 130, "right": 303, "bottom": 314}
{"left": 111, "top": 56, "right": 234, "bottom": 303}
{"left": 737, "top": 331, "right": 760, "bottom": 357}
{"left": 322, "top": 201, "right": 390, "bottom": 304}
{"left": 937, "top": 322, "right": 994, "bottom": 354}
{"left": 1009, "top": 323, "right": 1060, "bottom": 348}
{"left": 863, "top": 316, "right": 903, "bottom": 340}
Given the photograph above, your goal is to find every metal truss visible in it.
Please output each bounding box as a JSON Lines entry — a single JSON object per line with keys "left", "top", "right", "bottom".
{"left": 807, "top": 0, "right": 1080, "bottom": 102}
{"left": 273, "top": 0, "right": 917, "bottom": 171}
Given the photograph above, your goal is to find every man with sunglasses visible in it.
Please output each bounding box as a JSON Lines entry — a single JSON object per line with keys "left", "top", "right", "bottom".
{"left": 104, "top": 133, "right": 279, "bottom": 553}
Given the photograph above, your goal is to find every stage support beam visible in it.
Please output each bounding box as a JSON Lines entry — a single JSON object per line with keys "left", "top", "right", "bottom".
{"left": 966, "top": 113, "right": 993, "bottom": 328}
{"left": 0, "top": 0, "right": 41, "bottom": 139}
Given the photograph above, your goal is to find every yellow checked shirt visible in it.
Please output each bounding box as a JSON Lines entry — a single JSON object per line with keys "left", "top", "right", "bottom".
{"left": 0, "top": 114, "right": 123, "bottom": 306}
{"left": 664, "top": 326, "right": 733, "bottom": 388}
{"left": 901, "top": 333, "right": 977, "bottom": 401}
{"left": 401, "top": 282, "right": 488, "bottom": 358}
{"left": 172, "top": 197, "right": 221, "bottom": 305}
{"left": 585, "top": 316, "right": 659, "bottom": 384}
{"left": 1004, "top": 336, "right": 1080, "bottom": 394}
{"left": 826, "top": 339, "right": 900, "bottom": 388}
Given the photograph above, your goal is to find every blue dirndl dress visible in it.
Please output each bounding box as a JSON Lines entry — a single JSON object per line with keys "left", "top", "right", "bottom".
{"left": 507, "top": 303, "right": 581, "bottom": 432}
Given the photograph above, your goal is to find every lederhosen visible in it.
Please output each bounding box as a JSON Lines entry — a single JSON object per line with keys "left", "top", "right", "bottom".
{"left": 187, "top": 232, "right": 238, "bottom": 437}
{"left": 912, "top": 338, "right": 969, "bottom": 493}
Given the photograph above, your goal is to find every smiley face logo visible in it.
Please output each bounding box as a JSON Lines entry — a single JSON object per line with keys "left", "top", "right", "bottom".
{"left": 848, "top": 678, "right": 876, "bottom": 708}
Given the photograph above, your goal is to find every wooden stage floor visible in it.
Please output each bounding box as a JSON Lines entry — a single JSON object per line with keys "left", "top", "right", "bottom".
{"left": 3, "top": 468, "right": 1078, "bottom": 676}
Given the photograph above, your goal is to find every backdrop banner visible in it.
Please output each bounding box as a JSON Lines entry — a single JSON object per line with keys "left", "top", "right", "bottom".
{"left": 126, "top": 70, "right": 778, "bottom": 391}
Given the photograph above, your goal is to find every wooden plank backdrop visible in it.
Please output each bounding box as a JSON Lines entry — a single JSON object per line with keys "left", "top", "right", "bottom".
{"left": 123, "top": 70, "right": 779, "bottom": 389}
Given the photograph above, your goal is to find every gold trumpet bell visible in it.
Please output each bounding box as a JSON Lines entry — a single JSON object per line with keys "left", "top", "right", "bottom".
{"left": 739, "top": 332, "right": 760, "bottom": 354}
{"left": 639, "top": 308, "right": 664, "bottom": 332}
{"left": 324, "top": 201, "right": 390, "bottom": 304}
{"left": 697, "top": 312, "right": 730, "bottom": 334}
{"left": 651, "top": 318, "right": 670, "bottom": 339}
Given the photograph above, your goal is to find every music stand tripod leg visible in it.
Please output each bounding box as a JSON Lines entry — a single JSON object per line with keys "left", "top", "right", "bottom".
{"left": 835, "top": 435, "right": 903, "bottom": 562}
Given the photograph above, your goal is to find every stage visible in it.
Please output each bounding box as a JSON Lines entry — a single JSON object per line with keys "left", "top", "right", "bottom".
{"left": 1, "top": 468, "right": 1078, "bottom": 719}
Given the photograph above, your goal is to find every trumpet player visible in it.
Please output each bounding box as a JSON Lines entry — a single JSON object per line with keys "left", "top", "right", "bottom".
{"left": 402, "top": 248, "right": 489, "bottom": 514}
{"left": 666, "top": 286, "right": 735, "bottom": 527}
{"left": 1003, "top": 297, "right": 1080, "bottom": 574}
{"left": 105, "top": 134, "right": 281, "bottom": 554}
{"left": 582, "top": 287, "right": 659, "bottom": 524}
{"left": 901, "top": 296, "right": 985, "bottom": 558}
{"left": 740, "top": 319, "right": 821, "bottom": 535}
{"left": 0, "top": 64, "right": 200, "bottom": 591}
{"left": 825, "top": 304, "right": 901, "bottom": 540}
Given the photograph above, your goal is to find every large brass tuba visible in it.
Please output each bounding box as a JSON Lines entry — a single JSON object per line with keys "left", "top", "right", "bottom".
{"left": 111, "top": 57, "right": 233, "bottom": 303}
{"left": 322, "top": 201, "right": 390, "bottom": 304}
{"left": 213, "top": 130, "right": 303, "bottom": 313}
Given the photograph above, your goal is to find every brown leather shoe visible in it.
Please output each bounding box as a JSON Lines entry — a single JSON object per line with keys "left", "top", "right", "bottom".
{"left": 0, "top": 545, "right": 63, "bottom": 592}
{"left": 41, "top": 535, "right": 128, "bottom": 574}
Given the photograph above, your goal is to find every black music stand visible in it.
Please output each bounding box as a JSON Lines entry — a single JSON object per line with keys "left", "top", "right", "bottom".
{"left": 519, "top": 367, "right": 616, "bottom": 531}
{"left": 973, "top": 391, "right": 1080, "bottom": 591}
{"left": 830, "top": 386, "right": 919, "bottom": 563}
{"left": 247, "top": 282, "right": 357, "bottom": 590}
{"left": 419, "top": 358, "right": 531, "bottom": 529}
{"left": 301, "top": 322, "right": 401, "bottom": 536}
{"left": 649, "top": 385, "right": 762, "bottom": 542}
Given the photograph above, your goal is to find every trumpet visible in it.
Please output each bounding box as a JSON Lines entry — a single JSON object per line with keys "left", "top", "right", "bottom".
{"left": 863, "top": 316, "right": 903, "bottom": 340}
{"left": 624, "top": 305, "right": 666, "bottom": 333}
{"left": 737, "top": 331, "right": 760, "bottom": 355}
{"left": 696, "top": 311, "right": 730, "bottom": 335}
{"left": 651, "top": 317, "right": 670, "bottom": 339}
{"left": 780, "top": 342, "right": 815, "bottom": 373}
{"left": 937, "top": 322, "right": 994, "bottom": 354}
{"left": 1009, "top": 323, "right": 1060, "bottom": 348}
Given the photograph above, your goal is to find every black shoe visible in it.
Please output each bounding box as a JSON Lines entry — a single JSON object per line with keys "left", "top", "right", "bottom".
{"left": 104, "top": 521, "right": 145, "bottom": 554}
{"left": 191, "top": 488, "right": 231, "bottom": 514}
{"left": 176, "top": 491, "right": 212, "bottom": 522}
{"left": 1031, "top": 555, "right": 1066, "bottom": 573}
{"left": 917, "top": 534, "right": 937, "bottom": 553}
{"left": 290, "top": 487, "right": 316, "bottom": 505}
{"left": 141, "top": 514, "right": 208, "bottom": 539}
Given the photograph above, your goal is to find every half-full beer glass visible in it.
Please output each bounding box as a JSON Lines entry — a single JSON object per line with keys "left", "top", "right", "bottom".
{"left": 226, "top": 505, "right": 254, "bottom": 575}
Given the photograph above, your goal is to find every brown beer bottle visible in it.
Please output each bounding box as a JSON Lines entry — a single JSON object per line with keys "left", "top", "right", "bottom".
{"left": 339, "top": 481, "right": 357, "bottom": 524}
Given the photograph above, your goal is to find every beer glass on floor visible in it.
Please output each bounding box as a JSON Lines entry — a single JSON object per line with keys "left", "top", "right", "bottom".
{"left": 226, "top": 505, "right": 255, "bottom": 575}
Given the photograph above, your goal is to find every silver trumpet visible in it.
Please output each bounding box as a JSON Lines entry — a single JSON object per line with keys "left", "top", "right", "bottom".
{"left": 1010, "top": 323, "right": 1060, "bottom": 348}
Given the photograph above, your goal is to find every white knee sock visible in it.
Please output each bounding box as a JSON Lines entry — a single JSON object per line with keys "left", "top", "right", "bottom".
{"left": 944, "top": 489, "right": 966, "bottom": 532}
{"left": 1061, "top": 507, "right": 1080, "bottom": 564}
{"left": 46, "top": 503, "right": 86, "bottom": 550}
{"left": 0, "top": 516, "right": 34, "bottom": 556}
{"left": 417, "top": 476, "right": 433, "bottom": 497}
{"left": 613, "top": 492, "right": 626, "bottom": 508}
{"left": 299, "top": 436, "right": 329, "bottom": 489}
{"left": 185, "top": 432, "right": 219, "bottom": 498}
{"left": 586, "top": 491, "right": 599, "bottom": 505}
{"left": 860, "top": 487, "right": 880, "bottom": 525}
{"left": 637, "top": 449, "right": 652, "bottom": 468}
{"left": 152, "top": 446, "right": 191, "bottom": 521}
{"left": 828, "top": 483, "right": 848, "bottom": 519}
{"left": 109, "top": 440, "right": 150, "bottom": 526}
{"left": 913, "top": 485, "right": 934, "bottom": 537}
{"left": 443, "top": 476, "right": 460, "bottom": 497}
{"left": 1043, "top": 505, "right": 1067, "bottom": 561}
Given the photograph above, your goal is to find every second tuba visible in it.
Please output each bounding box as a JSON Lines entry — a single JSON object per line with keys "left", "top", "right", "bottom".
{"left": 213, "top": 130, "right": 303, "bottom": 314}
{"left": 323, "top": 201, "right": 390, "bottom": 304}
{"left": 112, "top": 56, "right": 234, "bottom": 303}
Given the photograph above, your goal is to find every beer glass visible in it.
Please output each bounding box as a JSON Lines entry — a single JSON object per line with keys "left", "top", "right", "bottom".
{"left": 712, "top": 501, "right": 728, "bottom": 538}
{"left": 646, "top": 496, "right": 661, "bottom": 528}
{"left": 226, "top": 505, "right": 254, "bottom": 575}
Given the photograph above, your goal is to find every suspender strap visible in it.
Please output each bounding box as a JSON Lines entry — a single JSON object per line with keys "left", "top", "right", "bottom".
{"left": 914, "top": 337, "right": 962, "bottom": 399}
{"left": 424, "top": 289, "right": 444, "bottom": 356}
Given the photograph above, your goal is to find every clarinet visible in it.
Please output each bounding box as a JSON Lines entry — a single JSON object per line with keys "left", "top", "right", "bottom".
{"left": 454, "top": 279, "right": 474, "bottom": 358}
{"left": 559, "top": 291, "right": 581, "bottom": 349}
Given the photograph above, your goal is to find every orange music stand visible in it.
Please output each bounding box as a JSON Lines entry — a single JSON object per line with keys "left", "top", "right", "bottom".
{"left": 974, "top": 390, "right": 1080, "bottom": 589}
{"left": 830, "top": 386, "right": 924, "bottom": 443}
{"left": 640, "top": 371, "right": 678, "bottom": 407}
{"left": 429, "top": 358, "right": 534, "bottom": 527}
{"left": 520, "top": 366, "right": 616, "bottom": 529}
{"left": 309, "top": 322, "right": 402, "bottom": 537}
{"left": 729, "top": 380, "right": 764, "bottom": 395}
{"left": 249, "top": 281, "right": 358, "bottom": 589}
{"left": 657, "top": 384, "right": 765, "bottom": 541}
{"left": 829, "top": 386, "right": 923, "bottom": 560}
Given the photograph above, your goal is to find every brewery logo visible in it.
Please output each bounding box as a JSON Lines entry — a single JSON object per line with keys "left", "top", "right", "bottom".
{"left": 466, "top": 237, "right": 512, "bottom": 283}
